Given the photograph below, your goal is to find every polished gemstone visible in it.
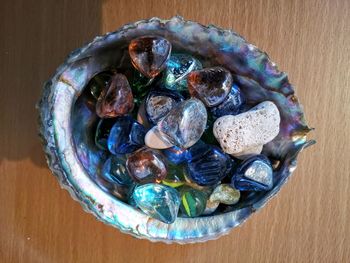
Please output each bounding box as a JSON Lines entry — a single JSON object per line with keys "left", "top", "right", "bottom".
{"left": 209, "top": 184, "right": 240, "bottom": 205}
{"left": 179, "top": 186, "right": 207, "bottom": 217}
{"left": 131, "top": 70, "right": 154, "bottom": 99}
{"left": 88, "top": 71, "right": 114, "bottom": 99}
{"left": 188, "top": 67, "right": 233, "bottom": 107}
{"left": 133, "top": 183, "right": 180, "bottom": 224}
{"left": 129, "top": 36, "right": 171, "bottom": 78}
{"left": 101, "top": 155, "right": 133, "bottom": 186}
{"left": 107, "top": 116, "right": 145, "bottom": 154}
{"left": 162, "top": 146, "right": 187, "bottom": 164}
{"left": 185, "top": 146, "right": 234, "bottom": 186}
{"left": 232, "top": 155, "right": 273, "bottom": 191}
{"left": 210, "top": 83, "right": 244, "bottom": 117}
{"left": 158, "top": 99, "right": 207, "bottom": 148}
{"left": 96, "top": 73, "right": 134, "bottom": 118}
{"left": 213, "top": 101, "right": 280, "bottom": 156}
{"left": 95, "top": 118, "right": 117, "bottom": 150}
{"left": 145, "top": 89, "right": 184, "bottom": 124}
{"left": 126, "top": 148, "right": 167, "bottom": 184}
{"left": 163, "top": 53, "right": 202, "bottom": 91}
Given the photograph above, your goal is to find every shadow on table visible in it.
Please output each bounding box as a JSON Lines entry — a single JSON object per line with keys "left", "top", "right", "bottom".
{"left": 0, "top": 0, "right": 102, "bottom": 168}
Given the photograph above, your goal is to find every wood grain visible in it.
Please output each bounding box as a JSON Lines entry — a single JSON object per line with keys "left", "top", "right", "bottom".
{"left": 1, "top": 0, "right": 349, "bottom": 262}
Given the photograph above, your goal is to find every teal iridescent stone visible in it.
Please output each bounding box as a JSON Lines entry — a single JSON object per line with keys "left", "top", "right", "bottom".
{"left": 101, "top": 155, "right": 133, "bottom": 186}
{"left": 232, "top": 155, "right": 273, "bottom": 191}
{"left": 158, "top": 99, "right": 207, "bottom": 148}
{"left": 133, "top": 184, "right": 180, "bottom": 224}
{"left": 163, "top": 53, "right": 202, "bottom": 91}
{"left": 179, "top": 186, "right": 207, "bottom": 217}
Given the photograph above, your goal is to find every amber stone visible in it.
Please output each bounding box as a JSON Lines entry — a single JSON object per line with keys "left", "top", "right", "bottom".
{"left": 128, "top": 36, "right": 171, "bottom": 78}
{"left": 96, "top": 73, "right": 134, "bottom": 118}
{"left": 187, "top": 67, "right": 233, "bottom": 107}
{"left": 126, "top": 148, "right": 167, "bottom": 184}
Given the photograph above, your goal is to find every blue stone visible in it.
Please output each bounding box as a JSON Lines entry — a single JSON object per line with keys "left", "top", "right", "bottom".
{"left": 158, "top": 99, "right": 207, "bottom": 148}
{"left": 145, "top": 88, "right": 184, "bottom": 125}
{"left": 184, "top": 140, "right": 211, "bottom": 161}
{"left": 95, "top": 118, "right": 117, "bottom": 150}
{"left": 101, "top": 155, "right": 133, "bottom": 186}
{"left": 163, "top": 53, "right": 202, "bottom": 91}
{"left": 162, "top": 146, "right": 187, "bottom": 164}
{"left": 107, "top": 116, "right": 146, "bottom": 154}
{"left": 232, "top": 155, "right": 273, "bottom": 191}
{"left": 185, "top": 146, "right": 234, "bottom": 186}
{"left": 133, "top": 184, "right": 181, "bottom": 224}
{"left": 210, "top": 83, "right": 245, "bottom": 118}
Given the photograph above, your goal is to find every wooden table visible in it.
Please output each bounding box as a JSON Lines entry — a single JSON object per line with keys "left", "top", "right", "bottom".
{"left": 1, "top": 0, "right": 349, "bottom": 262}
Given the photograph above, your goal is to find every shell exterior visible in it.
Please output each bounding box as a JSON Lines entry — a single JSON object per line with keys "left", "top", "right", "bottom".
{"left": 38, "top": 16, "right": 314, "bottom": 244}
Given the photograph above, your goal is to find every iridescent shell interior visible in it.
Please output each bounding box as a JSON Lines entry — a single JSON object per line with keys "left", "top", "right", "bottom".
{"left": 38, "top": 17, "right": 314, "bottom": 243}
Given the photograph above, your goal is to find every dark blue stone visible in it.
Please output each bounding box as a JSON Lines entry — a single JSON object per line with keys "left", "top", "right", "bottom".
{"left": 162, "top": 146, "right": 187, "bottom": 164}
{"left": 107, "top": 116, "right": 146, "bottom": 154}
{"left": 184, "top": 140, "right": 211, "bottom": 161}
{"left": 185, "top": 145, "right": 234, "bottom": 186}
{"left": 101, "top": 155, "right": 134, "bottom": 186}
{"left": 145, "top": 88, "right": 184, "bottom": 125}
{"left": 210, "top": 83, "right": 244, "bottom": 118}
{"left": 95, "top": 118, "right": 117, "bottom": 150}
{"left": 232, "top": 155, "right": 273, "bottom": 191}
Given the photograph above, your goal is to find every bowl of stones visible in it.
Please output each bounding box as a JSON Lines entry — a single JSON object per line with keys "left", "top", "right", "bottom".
{"left": 38, "top": 17, "right": 314, "bottom": 243}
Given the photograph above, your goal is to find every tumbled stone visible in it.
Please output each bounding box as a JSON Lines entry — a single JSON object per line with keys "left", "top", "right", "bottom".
{"left": 101, "top": 155, "right": 133, "bottom": 186}
{"left": 126, "top": 148, "right": 167, "bottom": 184}
{"left": 145, "top": 126, "right": 173, "bottom": 149}
{"left": 213, "top": 101, "right": 281, "bottom": 155}
{"left": 179, "top": 186, "right": 207, "bottom": 217}
{"left": 234, "top": 145, "right": 263, "bottom": 160}
{"left": 129, "top": 36, "right": 171, "bottom": 78}
{"left": 184, "top": 140, "right": 211, "bottom": 161}
{"left": 131, "top": 70, "right": 154, "bottom": 98}
{"left": 209, "top": 184, "right": 240, "bottom": 205}
{"left": 232, "top": 155, "right": 273, "bottom": 191}
{"left": 88, "top": 71, "right": 114, "bottom": 99}
{"left": 158, "top": 99, "right": 207, "bottom": 148}
{"left": 185, "top": 145, "right": 234, "bottom": 186}
{"left": 107, "top": 116, "right": 145, "bottom": 154}
{"left": 163, "top": 53, "right": 202, "bottom": 91}
{"left": 95, "top": 118, "right": 116, "bottom": 150}
{"left": 203, "top": 200, "right": 220, "bottom": 215}
{"left": 145, "top": 89, "right": 184, "bottom": 125}
{"left": 133, "top": 184, "right": 180, "bottom": 224}
{"left": 96, "top": 73, "right": 134, "bottom": 118}
{"left": 188, "top": 67, "right": 233, "bottom": 107}
{"left": 210, "top": 83, "right": 244, "bottom": 118}
{"left": 162, "top": 146, "right": 187, "bottom": 164}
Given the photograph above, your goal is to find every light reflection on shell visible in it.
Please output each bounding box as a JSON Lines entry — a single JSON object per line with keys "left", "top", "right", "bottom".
{"left": 38, "top": 16, "right": 314, "bottom": 243}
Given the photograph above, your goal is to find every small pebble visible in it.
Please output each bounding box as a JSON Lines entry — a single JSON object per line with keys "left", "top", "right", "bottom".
{"left": 209, "top": 184, "right": 240, "bottom": 205}
{"left": 145, "top": 126, "right": 173, "bottom": 149}
{"left": 101, "top": 155, "right": 133, "bottom": 186}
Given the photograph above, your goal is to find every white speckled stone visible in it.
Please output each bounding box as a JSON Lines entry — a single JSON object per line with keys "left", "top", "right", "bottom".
{"left": 213, "top": 101, "right": 280, "bottom": 155}
{"left": 233, "top": 145, "right": 263, "bottom": 159}
{"left": 145, "top": 126, "right": 173, "bottom": 149}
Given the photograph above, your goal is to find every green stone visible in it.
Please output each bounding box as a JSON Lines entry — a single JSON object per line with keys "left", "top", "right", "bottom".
{"left": 162, "top": 163, "right": 186, "bottom": 188}
{"left": 131, "top": 70, "right": 154, "bottom": 99}
{"left": 209, "top": 184, "right": 240, "bottom": 205}
{"left": 179, "top": 186, "right": 207, "bottom": 217}
{"left": 88, "top": 71, "right": 114, "bottom": 99}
